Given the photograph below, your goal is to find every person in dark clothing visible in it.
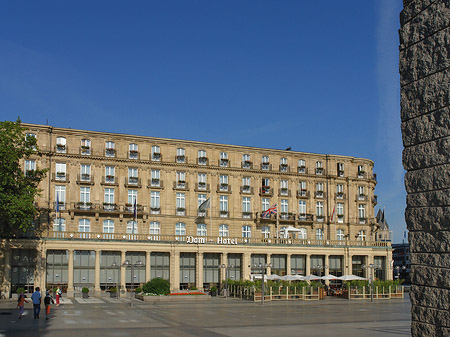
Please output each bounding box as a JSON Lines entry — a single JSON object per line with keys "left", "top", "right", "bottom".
{"left": 44, "top": 290, "right": 55, "bottom": 320}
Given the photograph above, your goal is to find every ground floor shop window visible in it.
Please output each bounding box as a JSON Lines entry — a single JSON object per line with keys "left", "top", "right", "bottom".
{"left": 227, "top": 254, "right": 242, "bottom": 281}
{"left": 328, "top": 256, "right": 343, "bottom": 286}
{"left": 125, "top": 252, "right": 145, "bottom": 289}
{"left": 74, "top": 250, "right": 95, "bottom": 291}
{"left": 352, "top": 256, "right": 366, "bottom": 278}
{"left": 46, "top": 250, "right": 68, "bottom": 292}
{"left": 150, "top": 252, "right": 170, "bottom": 280}
{"left": 271, "top": 254, "right": 286, "bottom": 276}
{"left": 251, "top": 254, "right": 267, "bottom": 275}
{"left": 180, "top": 253, "right": 196, "bottom": 289}
{"left": 374, "top": 256, "right": 386, "bottom": 280}
{"left": 11, "top": 249, "right": 36, "bottom": 293}
{"left": 100, "top": 251, "right": 121, "bottom": 290}
{"left": 203, "top": 253, "right": 220, "bottom": 289}
{"left": 290, "top": 255, "right": 306, "bottom": 276}
{"left": 310, "top": 255, "right": 325, "bottom": 276}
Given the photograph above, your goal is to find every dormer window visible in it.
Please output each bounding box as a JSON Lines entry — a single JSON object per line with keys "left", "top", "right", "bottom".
{"left": 129, "top": 143, "right": 138, "bottom": 159}
{"left": 56, "top": 137, "right": 66, "bottom": 153}
{"left": 105, "top": 141, "right": 115, "bottom": 157}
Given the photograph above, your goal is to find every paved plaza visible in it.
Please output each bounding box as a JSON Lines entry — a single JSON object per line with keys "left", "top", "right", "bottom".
{"left": 0, "top": 295, "right": 411, "bottom": 337}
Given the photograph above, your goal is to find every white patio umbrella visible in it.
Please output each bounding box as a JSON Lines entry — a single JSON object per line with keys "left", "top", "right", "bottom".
{"left": 321, "top": 274, "right": 339, "bottom": 280}
{"left": 280, "top": 275, "right": 299, "bottom": 281}
{"left": 338, "top": 275, "right": 367, "bottom": 281}
{"left": 304, "top": 274, "right": 321, "bottom": 281}
{"left": 266, "top": 274, "right": 281, "bottom": 281}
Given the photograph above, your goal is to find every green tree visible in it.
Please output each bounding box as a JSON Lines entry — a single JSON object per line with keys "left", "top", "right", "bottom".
{"left": 0, "top": 118, "right": 47, "bottom": 237}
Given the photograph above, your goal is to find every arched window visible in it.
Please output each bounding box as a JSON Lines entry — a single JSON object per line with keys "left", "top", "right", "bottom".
{"left": 103, "top": 220, "right": 114, "bottom": 233}
{"left": 298, "top": 227, "right": 307, "bottom": 240}
{"left": 149, "top": 221, "right": 160, "bottom": 235}
{"left": 197, "top": 224, "right": 207, "bottom": 236}
{"left": 242, "top": 225, "right": 251, "bottom": 238}
{"left": 316, "top": 228, "right": 324, "bottom": 240}
{"left": 53, "top": 218, "right": 66, "bottom": 232}
{"left": 219, "top": 224, "right": 229, "bottom": 237}
{"left": 176, "top": 222, "right": 186, "bottom": 236}
{"left": 336, "top": 229, "right": 344, "bottom": 240}
{"left": 357, "top": 230, "right": 366, "bottom": 241}
{"left": 127, "top": 220, "right": 138, "bottom": 234}
{"left": 79, "top": 219, "right": 90, "bottom": 238}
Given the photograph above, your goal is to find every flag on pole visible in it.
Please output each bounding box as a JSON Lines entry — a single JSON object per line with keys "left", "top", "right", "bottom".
{"left": 198, "top": 198, "right": 210, "bottom": 212}
{"left": 331, "top": 206, "right": 335, "bottom": 222}
{"left": 56, "top": 194, "right": 60, "bottom": 213}
{"left": 133, "top": 198, "right": 137, "bottom": 220}
{"left": 262, "top": 204, "right": 277, "bottom": 218}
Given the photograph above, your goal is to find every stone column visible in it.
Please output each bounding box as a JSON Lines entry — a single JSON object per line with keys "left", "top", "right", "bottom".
{"left": 324, "top": 254, "right": 330, "bottom": 285}
{"left": 120, "top": 251, "right": 126, "bottom": 297}
{"left": 145, "top": 251, "right": 151, "bottom": 282}
{"left": 94, "top": 250, "right": 101, "bottom": 296}
{"left": 170, "top": 251, "right": 180, "bottom": 292}
{"left": 286, "top": 254, "right": 292, "bottom": 275}
{"left": 3, "top": 247, "right": 12, "bottom": 297}
{"left": 196, "top": 252, "right": 203, "bottom": 290}
{"left": 266, "top": 254, "right": 271, "bottom": 275}
{"left": 305, "top": 254, "right": 311, "bottom": 275}
{"left": 67, "top": 249, "right": 74, "bottom": 298}
{"left": 243, "top": 253, "right": 251, "bottom": 280}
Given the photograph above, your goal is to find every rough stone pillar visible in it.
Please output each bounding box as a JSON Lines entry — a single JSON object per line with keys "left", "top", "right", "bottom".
{"left": 67, "top": 249, "right": 74, "bottom": 298}
{"left": 399, "top": 1, "right": 450, "bottom": 336}
{"left": 94, "top": 250, "right": 101, "bottom": 296}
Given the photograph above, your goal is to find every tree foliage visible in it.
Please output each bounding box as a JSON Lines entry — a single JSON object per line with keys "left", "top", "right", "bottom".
{"left": 142, "top": 278, "right": 171, "bottom": 295}
{"left": 0, "top": 118, "right": 47, "bottom": 237}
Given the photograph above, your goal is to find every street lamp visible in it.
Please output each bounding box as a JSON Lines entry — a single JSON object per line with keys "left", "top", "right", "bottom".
{"left": 395, "top": 265, "right": 406, "bottom": 280}
{"left": 220, "top": 264, "right": 234, "bottom": 297}
{"left": 362, "top": 263, "right": 377, "bottom": 302}
{"left": 252, "top": 263, "right": 272, "bottom": 305}
{"left": 122, "top": 259, "right": 143, "bottom": 307}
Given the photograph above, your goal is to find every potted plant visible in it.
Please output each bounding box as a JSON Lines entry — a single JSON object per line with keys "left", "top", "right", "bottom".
{"left": 82, "top": 287, "right": 89, "bottom": 298}
{"left": 210, "top": 286, "right": 217, "bottom": 296}
{"left": 109, "top": 287, "right": 117, "bottom": 298}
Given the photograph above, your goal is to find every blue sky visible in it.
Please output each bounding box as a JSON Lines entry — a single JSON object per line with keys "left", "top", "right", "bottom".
{"left": 0, "top": 0, "right": 406, "bottom": 242}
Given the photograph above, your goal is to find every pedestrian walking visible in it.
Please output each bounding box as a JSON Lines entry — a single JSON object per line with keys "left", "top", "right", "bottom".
{"left": 16, "top": 291, "right": 29, "bottom": 319}
{"left": 55, "top": 287, "right": 61, "bottom": 306}
{"left": 31, "top": 287, "right": 41, "bottom": 319}
{"left": 44, "top": 290, "right": 54, "bottom": 320}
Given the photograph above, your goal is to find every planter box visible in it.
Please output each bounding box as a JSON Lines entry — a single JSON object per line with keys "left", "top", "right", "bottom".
{"left": 82, "top": 292, "right": 89, "bottom": 298}
{"left": 135, "top": 294, "right": 211, "bottom": 302}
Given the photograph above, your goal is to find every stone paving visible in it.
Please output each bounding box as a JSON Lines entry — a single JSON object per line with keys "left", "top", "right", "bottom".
{"left": 0, "top": 295, "right": 411, "bottom": 337}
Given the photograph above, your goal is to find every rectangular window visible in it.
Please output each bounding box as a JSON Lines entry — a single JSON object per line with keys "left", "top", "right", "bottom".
{"left": 103, "top": 220, "right": 114, "bottom": 234}
{"left": 219, "top": 224, "right": 229, "bottom": 237}
{"left": 298, "top": 200, "right": 306, "bottom": 218}
{"left": 152, "top": 145, "right": 161, "bottom": 161}
{"left": 280, "top": 157, "right": 288, "bottom": 172}
{"left": 176, "top": 193, "right": 185, "bottom": 209}
{"left": 81, "top": 139, "right": 91, "bottom": 155}
{"left": 105, "top": 141, "right": 115, "bottom": 157}
{"left": 198, "top": 173, "right": 207, "bottom": 189}
{"left": 337, "top": 202, "right": 344, "bottom": 223}
{"left": 197, "top": 224, "right": 207, "bottom": 236}
{"left": 24, "top": 160, "right": 36, "bottom": 176}
{"left": 299, "top": 181, "right": 307, "bottom": 196}
{"left": 128, "top": 168, "right": 138, "bottom": 184}
{"left": 242, "top": 225, "right": 251, "bottom": 238}
{"left": 316, "top": 182, "right": 324, "bottom": 198}
{"left": 129, "top": 143, "right": 138, "bottom": 159}
{"left": 80, "top": 164, "right": 91, "bottom": 181}
{"left": 298, "top": 159, "right": 306, "bottom": 173}
{"left": 105, "top": 166, "right": 115, "bottom": 183}
{"left": 220, "top": 175, "right": 228, "bottom": 191}
{"left": 280, "top": 199, "right": 288, "bottom": 214}
{"left": 337, "top": 162, "right": 344, "bottom": 176}
{"left": 104, "top": 188, "right": 115, "bottom": 204}
{"left": 80, "top": 187, "right": 90, "bottom": 203}
{"left": 151, "top": 169, "right": 160, "bottom": 186}
{"left": 55, "top": 185, "right": 66, "bottom": 209}
{"left": 220, "top": 195, "right": 228, "bottom": 215}
{"left": 358, "top": 204, "right": 366, "bottom": 221}
{"left": 54, "top": 162, "right": 66, "bottom": 180}
{"left": 242, "top": 154, "right": 251, "bottom": 168}
{"left": 336, "top": 184, "right": 344, "bottom": 198}
{"left": 316, "top": 201, "right": 323, "bottom": 218}
{"left": 175, "top": 222, "right": 186, "bottom": 236}
{"left": 56, "top": 137, "right": 66, "bottom": 153}
{"left": 128, "top": 190, "right": 137, "bottom": 205}
{"left": 220, "top": 152, "right": 228, "bottom": 167}
{"left": 316, "top": 161, "right": 323, "bottom": 175}
{"left": 151, "top": 191, "right": 160, "bottom": 209}
{"left": 262, "top": 198, "right": 270, "bottom": 211}
{"left": 149, "top": 221, "right": 160, "bottom": 235}
{"left": 242, "top": 197, "right": 251, "bottom": 214}
{"left": 261, "top": 226, "right": 270, "bottom": 238}
{"left": 198, "top": 150, "right": 207, "bottom": 165}
{"left": 177, "top": 148, "right": 185, "bottom": 163}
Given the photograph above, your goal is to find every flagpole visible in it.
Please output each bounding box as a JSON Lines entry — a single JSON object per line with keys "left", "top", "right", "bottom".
{"left": 276, "top": 198, "right": 279, "bottom": 240}
{"left": 210, "top": 193, "right": 213, "bottom": 237}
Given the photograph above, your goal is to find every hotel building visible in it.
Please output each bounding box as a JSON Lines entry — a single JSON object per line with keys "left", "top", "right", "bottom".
{"left": 0, "top": 124, "right": 392, "bottom": 297}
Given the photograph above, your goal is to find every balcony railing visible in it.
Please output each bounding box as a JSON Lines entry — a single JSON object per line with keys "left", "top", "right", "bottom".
{"left": 335, "top": 192, "right": 345, "bottom": 199}
{"left": 148, "top": 179, "right": 164, "bottom": 189}
{"left": 297, "top": 166, "right": 308, "bottom": 174}
{"left": 279, "top": 164, "right": 289, "bottom": 172}
{"left": 173, "top": 181, "right": 189, "bottom": 190}
{"left": 75, "top": 202, "right": 95, "bottom": 211}
{"left": 219, "top": 159, "right": 229, "bottom": 167}
{"left": 55, "top": 144, "right": 67, "bottom": 153}
{"left": 197, "top": 157, "right": 208, "bottom": 165}
{"left": 279, "top": 188, "right": 291, "bottom": 197}
{"left": 242, "top": 161, "right": 253, "bottom": 169}
{"left": 357, "top": 194, "right": 367, "bottom": 201}
{"left": 259, "top": 187, "right": 273, "bottom": 196}
{"left": 195, "top": 183, "right": 210, "bottom": 192}
{"left": 176, "top": 155, "right": 186, "bottom": 163}
{"left": 52, "top": 173, "right": 69, "bottom": 182}
{"left": 128, "top": 151, "right": 139, "bottom": 160}
{"left": 297, "top": 190, "right": 310, "bottom": 198}
{"left": 218, "top": 184, "right": 231, "bottom": 193}
{"left": 315, "top": 191, "right": 325, "bottom": 199}
{"left": 101, "top": 176, "right": 118, "bottom": 185}
{"left": 42, "top": 230, "right": 391, "bottom": 248}
{"left": 105, "top": 148, "right": 116, "bottom": 157}
{"left": 260, "top": 163, "right": 271, "bottom": 171}
{"left": 315, "top": 168, "right": 324, "bottom": 175}
{"left": 53, "top": 201, "right": 66, "bottom": 210}
{"left": 125, "top": 177, "right": 141, "bottom": 187}
{"left": 102, "top": 203, "right": 117, "bottom": 211}
{"left": 151, "top": 152, "right": 161, "bottom": 161}
{"left": 80, "top": 146, "right": 91, "bottom": 155}
{"left": 77, "top": 174, "right": 94, "bottom": 185}
{"left": 242, "top": 212, "right": 253, "bottom": 219}
{"left": 219, "top": 210, "right": 229, "bottom": 218}
{"left": 240, "top": 186, "right": 254, "bottom": 194}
